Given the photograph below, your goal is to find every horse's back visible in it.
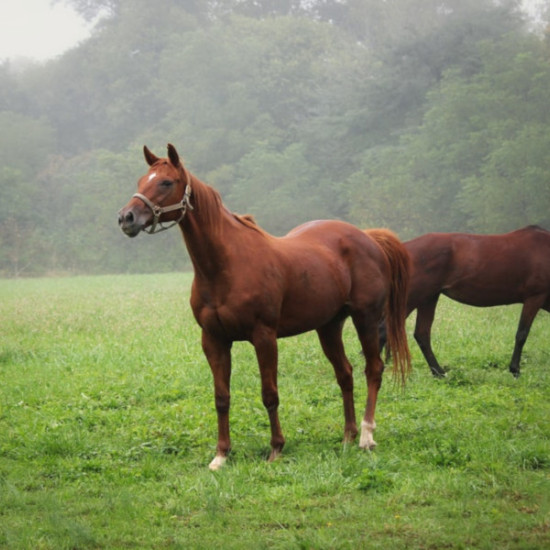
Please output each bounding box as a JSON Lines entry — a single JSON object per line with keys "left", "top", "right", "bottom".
{"left": 407, "top": 226, "right": 550, "bottom": 308}
{"left": 284, "top": 219, "right": 386, "bottom": 268}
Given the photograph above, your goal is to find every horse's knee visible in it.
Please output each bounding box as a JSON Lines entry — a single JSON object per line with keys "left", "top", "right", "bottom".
{"left": 335, "top": 368, "right": 354, "bottom": 392}
{"left": 214, "top": 394, "right": 230, "bottom": 415}
{"left": 364, "top": 358, "right": 384, "bottom": 387}
{"left": 414, "top": 329, "right": 428, "bottom": 348}
{"left": 262, "top": 389, "right": 279, "bottom": 412}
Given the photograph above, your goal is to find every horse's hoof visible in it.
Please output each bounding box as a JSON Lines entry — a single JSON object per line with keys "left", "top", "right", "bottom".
{"left": 359, "top": 420, "right": 376, "bottom": 450}
{"left": 343, "top": 430, "right": 358, "bottom": 444}
{"left": 209, "top": 455, "right": 227, "bottom": 471}
{"left": 359, "top": 440, "right": 377, "bottom": 451}
{"left": 431, "top": 367, "right": 447, "bottom": 378}
{"left": 268, "top": 448, "right": 282, "bottom": 463}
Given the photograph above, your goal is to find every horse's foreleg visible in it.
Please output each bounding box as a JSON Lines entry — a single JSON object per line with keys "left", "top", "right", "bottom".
{"left": 202, "top": 332, "right": 232, "bottom": 470}
{"left": 414, "top": 297, "right": 446, "bottom": 378}
{"left": 509, "top": 296, "right": 544, "bottom": 377}
{"left": 252, "top": 325, "right": 285, "bottom": 461}
{"left": 353, "top": 314, "right": 384, "bottom": 450}
{"left": 317, "top": 319, "right": 357, "bottom": 443}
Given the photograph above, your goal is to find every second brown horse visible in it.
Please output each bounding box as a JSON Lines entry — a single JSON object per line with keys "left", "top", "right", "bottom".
{"left": 119, "top": 144, "right": 411, "bottom": 469}
{"left": 398, "top": 226, "right": 550, "bottom": 377}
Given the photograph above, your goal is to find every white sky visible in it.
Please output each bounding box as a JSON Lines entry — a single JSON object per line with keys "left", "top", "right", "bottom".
{"left": 0, "top": 0, "right": 543, "bottom": 63}
{"left": 0, "top": 0, "right": 93, "bottom": 62}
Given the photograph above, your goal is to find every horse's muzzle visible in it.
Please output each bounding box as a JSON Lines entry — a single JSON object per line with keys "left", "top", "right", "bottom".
{"left": 118, "top": 206, "right": 144, "bottom": 237}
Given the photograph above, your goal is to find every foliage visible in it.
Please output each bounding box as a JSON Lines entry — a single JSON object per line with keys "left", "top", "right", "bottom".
{"left": 1, "top": 274, "right": 549, "bottom": 548}
{"left": 1, "top": 0, "right": 549, "bottom": 274}
{"left": 348, "top": 32, "right": 550, "bottom": 237}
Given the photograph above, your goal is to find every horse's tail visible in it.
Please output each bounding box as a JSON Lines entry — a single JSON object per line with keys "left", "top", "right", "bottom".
{"left": 366, "top": 229, "right": 412, "bottom": 385}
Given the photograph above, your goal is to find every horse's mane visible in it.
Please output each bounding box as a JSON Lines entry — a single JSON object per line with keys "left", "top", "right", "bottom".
{"left": 524, "top": 224, "right": 548, "bottom": 234}
{"left": 186, "top": 169, "right": 268, "bottom": 236}
{"left": 234, "top": 213, "right": 269, "bottom": 235}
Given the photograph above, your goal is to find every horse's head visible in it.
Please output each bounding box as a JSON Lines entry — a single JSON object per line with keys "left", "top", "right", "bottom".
{"left": 118, "top": 143, "right": 193, "bottom": 237}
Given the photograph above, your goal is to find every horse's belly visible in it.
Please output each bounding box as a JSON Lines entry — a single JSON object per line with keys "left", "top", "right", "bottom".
{"left": 275, "top": 277, "right": 351, "bottom": 337}
{"left": 276, "top": 316, "right": 338, "bottom": 338}
{"left": 444, "top": 285, "right": 522, "bottom": 307}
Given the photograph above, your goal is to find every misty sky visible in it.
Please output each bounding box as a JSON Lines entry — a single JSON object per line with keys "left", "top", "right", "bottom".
{"left": 0, "top": 0, "right": 92, "bottom": 62}
{"left": 0, "top": 0, "right": 543, "bottom": 63}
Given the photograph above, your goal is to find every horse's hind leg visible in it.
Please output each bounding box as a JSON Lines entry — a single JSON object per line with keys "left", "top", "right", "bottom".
{"left": 352, "top": 312, "right": 384, "bottom": 450}
{"left": 509, "top": 296, "right": 545, "bottom": 377}
{"left": 202, "top": 331, "right": 233, "bottom": 471}
{"left": 414, "top": 296, "right": 446, "bottom": 378}
{"left": 317, "top": 318, "right": 358, "bottom": 443}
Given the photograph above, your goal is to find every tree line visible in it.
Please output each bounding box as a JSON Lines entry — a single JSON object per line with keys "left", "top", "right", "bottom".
{"left": 1, "top": 0, "right": 549, "bottom": 276}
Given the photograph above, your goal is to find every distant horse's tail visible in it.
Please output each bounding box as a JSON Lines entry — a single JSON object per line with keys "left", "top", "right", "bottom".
{"left": 366, "top": 229, "right": 412, "bottom": 384}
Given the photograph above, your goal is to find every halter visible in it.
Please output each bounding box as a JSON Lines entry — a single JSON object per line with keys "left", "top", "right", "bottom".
{"left": 132, "top": 184, "right": 193, "bottom": 234}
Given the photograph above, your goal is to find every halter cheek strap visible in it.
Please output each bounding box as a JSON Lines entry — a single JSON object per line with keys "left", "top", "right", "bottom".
{"left": 133, "top": 184, "right": 193, "bottom": 234}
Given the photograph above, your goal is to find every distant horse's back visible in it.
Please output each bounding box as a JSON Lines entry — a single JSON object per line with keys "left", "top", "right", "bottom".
{"left": 442, "top": 226, "right": 550, "bottom": 306}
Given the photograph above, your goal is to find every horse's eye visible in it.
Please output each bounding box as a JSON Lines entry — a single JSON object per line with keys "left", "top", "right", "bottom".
{"left": 160, "top": 180, "right": 173, "bottom": 188}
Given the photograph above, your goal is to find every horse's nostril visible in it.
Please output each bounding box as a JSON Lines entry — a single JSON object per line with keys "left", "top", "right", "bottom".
{"left": 118, "top": 210, "right": 135, "bottom": 227}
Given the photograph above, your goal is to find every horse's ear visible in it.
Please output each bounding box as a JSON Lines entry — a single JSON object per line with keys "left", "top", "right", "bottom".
{"left": 143, "top": 145, "right": 159, "bottom": 166}
{"left": 167, "top": 143, "right": 180, "bottom": 167}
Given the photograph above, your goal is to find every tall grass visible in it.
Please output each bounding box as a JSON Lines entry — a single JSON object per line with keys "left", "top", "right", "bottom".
{"left": 1, "top": 273, "right": 549, "bottom": 549}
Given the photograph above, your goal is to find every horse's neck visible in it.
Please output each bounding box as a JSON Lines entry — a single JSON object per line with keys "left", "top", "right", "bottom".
{"left": 180, "top": 175, "right": 235, "bottom": 280}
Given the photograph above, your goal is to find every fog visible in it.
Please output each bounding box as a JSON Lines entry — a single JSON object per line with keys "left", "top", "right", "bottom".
{"left": 1, "top": 0, "right": 549, "bottom": 276}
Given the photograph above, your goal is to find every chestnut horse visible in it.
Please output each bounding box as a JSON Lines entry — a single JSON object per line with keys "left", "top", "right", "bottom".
{"left": 118, "top": 144, "right": 411, "bottom": 470}
{"left": 397, "top": 227, "right": 550, "bottom": 378}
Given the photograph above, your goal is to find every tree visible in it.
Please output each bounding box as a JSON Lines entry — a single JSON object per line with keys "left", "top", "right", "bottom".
{"left": 348, "top": 32, "right": 550, "bottom": 237}
{"left": 2, "top": 0, "right": 547, "bottom": 275}
{"left": 0, "top": 112, "right": 56, "bottom": 276}
{"left": 36, "top": 148, "right": 191, "bottom": 274}
{"left": 228, "top": 142, "right": 333, "bottom": 234}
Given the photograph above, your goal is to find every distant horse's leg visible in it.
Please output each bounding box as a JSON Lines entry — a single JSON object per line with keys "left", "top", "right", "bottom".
{"left": 202, "top": 331, "right": 232, "bottom": 471}
{"left": 378, "top": 320, "right": 391, "bottom": 364}
{"left": 509, "top": 296, "right": 545, "bottom": 377}
{"left": 352, "top": 312, "right": 384, "bottom": 450}
{"left": 378, "top": 321, "right": 387, "bottom": 352}
{"left": 317, "top": 318, "right": 358, "bottom": 443}
{"left": 414, "top": 296, "right": 446, "bottom": 378}
{"left": 252, "top": 325, "right": 285, "bottom": 462}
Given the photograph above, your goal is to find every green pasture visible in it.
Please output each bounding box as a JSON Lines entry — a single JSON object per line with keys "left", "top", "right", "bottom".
{"left": 1, "top": 273, "right": 549, "bottom": 549}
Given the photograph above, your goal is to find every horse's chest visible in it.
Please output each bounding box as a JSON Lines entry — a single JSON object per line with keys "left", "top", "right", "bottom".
{"left": 192, "top": 293, "right": 267, "bottom": 341}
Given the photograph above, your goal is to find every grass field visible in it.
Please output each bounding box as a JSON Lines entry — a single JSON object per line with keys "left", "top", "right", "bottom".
{"left": 1, "top": 273, "right": 549, "bottom": 549}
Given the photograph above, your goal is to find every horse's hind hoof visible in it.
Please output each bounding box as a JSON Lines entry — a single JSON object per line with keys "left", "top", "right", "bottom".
{"left": 359, "top": 420, "right": 376, "bottom": 450}
{"left": 431, "top": 367, "right": 447, "bottom": 378}
{"left": 359, "top": 438, "right": 377, "bottom": 451}
{"left": 209, "top": 455, "right": 227, "bottom": 471}
{"left": 268, "top": 448, "right": 283, "bottom": 463}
